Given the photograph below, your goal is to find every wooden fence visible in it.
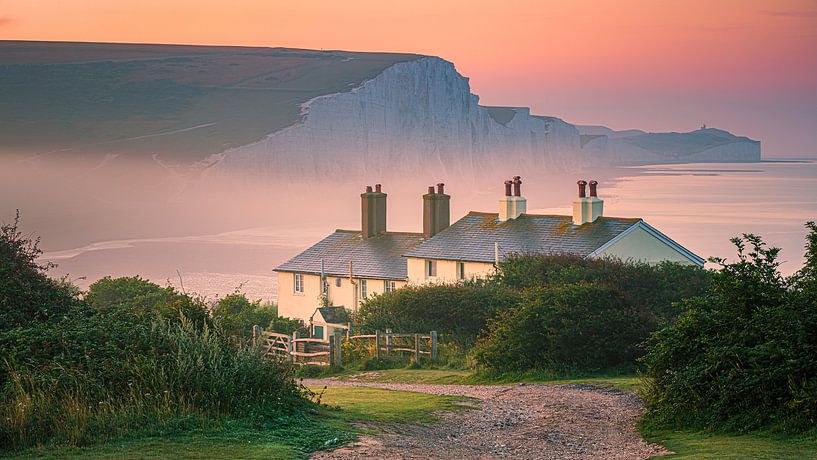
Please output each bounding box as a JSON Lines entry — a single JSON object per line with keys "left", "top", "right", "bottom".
{"left": 253, "top": 325, "right": 437, "bottom": 367}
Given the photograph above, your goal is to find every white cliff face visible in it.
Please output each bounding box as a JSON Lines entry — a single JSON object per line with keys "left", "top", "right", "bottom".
{"left": 209, "top": 57, "right": 582, "bottom": 181}
{"left": 209, "top": 57, "right": 759, "bottom": 181}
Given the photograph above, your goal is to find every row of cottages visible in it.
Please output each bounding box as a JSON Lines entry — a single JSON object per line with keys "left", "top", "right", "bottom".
{"left": 274, "top": 178, "right": 704, "bottom": 323}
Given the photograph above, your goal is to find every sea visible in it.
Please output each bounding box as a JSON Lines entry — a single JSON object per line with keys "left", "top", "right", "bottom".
{"left": 40, "top": 159, "right": 817, "bottom": 303}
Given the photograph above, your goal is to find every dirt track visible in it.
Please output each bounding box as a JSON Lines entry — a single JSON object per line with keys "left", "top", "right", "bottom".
{"left": 304, "top": 379, "right": 669, "bottom": 459}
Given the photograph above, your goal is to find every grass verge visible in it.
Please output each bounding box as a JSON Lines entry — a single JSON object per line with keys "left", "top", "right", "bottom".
{"left": 5, "top": 386, "right": 469, "bottom": 459}
{"left": 329, "top": 368, "right": 641, "bottom": 392}
{"left": 643, "top": 428, "right": 817, "bottom": 459}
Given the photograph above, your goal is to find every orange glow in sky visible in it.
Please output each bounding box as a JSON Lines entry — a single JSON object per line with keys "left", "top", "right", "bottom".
{"left": 2, "top": 0, "right": 816, "bottom": 155}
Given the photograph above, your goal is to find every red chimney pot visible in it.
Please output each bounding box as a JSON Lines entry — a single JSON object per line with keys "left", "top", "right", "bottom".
{"left": 437, "top": 183, "right": 445, "bottom": 195}
{"left": 375, "top": 184, "right": 382, "bottom": 193}
{"left": 428, "top": 186, "right": 435, "bottom": 194}
{"left": 504, "top": 180, "right": 513, "bottom": 197}
{"left": 577, "top": 180, "right": 587, "bottom": 198}
{"left": 365, "top": 185, "right": 373, "bottom": 193}
{"left": 512, "top": 176, "right": 522, "bottom": 197}
{"left": 589, "top": 180, "right": 598, "bottom": 197}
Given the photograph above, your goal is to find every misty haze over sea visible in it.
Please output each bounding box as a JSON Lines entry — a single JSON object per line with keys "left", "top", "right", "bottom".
{"left": 4, "top": 158, "right": 813, "bottom": 303}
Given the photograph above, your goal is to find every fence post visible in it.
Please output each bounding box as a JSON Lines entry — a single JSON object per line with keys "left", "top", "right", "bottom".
{"left": 375, "top": 330, "right": 381, "bottom": 359}
{"left": 291, "top": 332, "right": 298, "bottom": 364}
{"left": 385, "top": 328, "right": 392, "bottom": 355}
{"left": 252, "top": 325, "right": 260, "bottom": 349}
{"left": 335, "top": 330, "right": 343, "bottom": 368}
{"left": 347, "top": 322, "right": 352, "bottom": 339}
{"left": 329, "top": 335, "right": 336, "bottom": 367}
{"left": 430, "top": 331, "right": 438, "bottom": 362}
{"left": 414, "top": 334, "right": 420, "bottom": 363}
{"left": 287, "top": 334, "right": 293, "bottom": 363}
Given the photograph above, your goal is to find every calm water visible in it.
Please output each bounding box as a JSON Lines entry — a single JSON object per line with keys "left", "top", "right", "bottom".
{"left": 43, "top": 159, "right": 817, "bottom": 302}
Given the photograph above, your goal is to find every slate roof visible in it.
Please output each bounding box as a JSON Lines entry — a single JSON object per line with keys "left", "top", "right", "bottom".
{"left": 314, "top": 306, "right": 349, "bottom": 324}
{"left": 402, "top": 212, "right": 641, "bottom": 263}
{"left": 274, "top": 230, "right": 423, "bottom": 280}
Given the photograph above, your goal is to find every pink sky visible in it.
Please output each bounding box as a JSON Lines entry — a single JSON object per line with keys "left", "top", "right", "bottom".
{"left": 2, "top": 0, "right": 816, "bottom": 155}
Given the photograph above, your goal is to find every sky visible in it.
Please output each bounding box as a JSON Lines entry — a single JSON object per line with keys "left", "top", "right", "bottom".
{"left": 2, "top": 0, "right": 816, "bottom": 156}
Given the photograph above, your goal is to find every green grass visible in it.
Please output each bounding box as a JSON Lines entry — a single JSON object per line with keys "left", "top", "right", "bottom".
{"left": 310, "top": 385, "right": 472, "bottom": 423}
{"left": 5, "top": 385, "right": 469, "bottom": 459}
{"left": 644, "top": 428, "right": 817, "bottom": 459}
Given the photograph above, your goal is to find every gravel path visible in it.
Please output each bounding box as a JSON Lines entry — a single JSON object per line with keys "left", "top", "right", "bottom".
{"left": 304, "top": 379, "right": 670, "bottom": 459}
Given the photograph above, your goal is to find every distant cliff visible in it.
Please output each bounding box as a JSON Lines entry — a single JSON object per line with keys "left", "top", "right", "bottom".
{"left": 210, "top": 57, "right": 760, "bottom": 180}
{"left": 0, "top": 42, "right": 761, "bottom": 178}
{"left": 577, "top": 125, "right": 761, "bottom": 165}
{"left": 207, "top": 57, "right": 583, "bottom": 180}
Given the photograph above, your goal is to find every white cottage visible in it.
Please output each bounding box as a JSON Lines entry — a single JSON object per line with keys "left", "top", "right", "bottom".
{"left": 274, "top": 178, "right": 704, "bottom": 321}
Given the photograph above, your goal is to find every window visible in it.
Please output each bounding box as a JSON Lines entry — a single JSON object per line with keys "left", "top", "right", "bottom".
{"left": 294, "top": 273, "right": 304, "bottom": 293}
{"left": 335, "top": 277, "right": 342, "bottom": 287}
{"left": 384, "top": 280, "right": 396, "bottom": 293}
{"left": 457, "top": 262, "right": 466, "bottom": 280}
{"left": 360, "top": 279, "right": 367, "bottom": 299}
{"left": 426, "top": 260, "right": 437, "bottom": 278}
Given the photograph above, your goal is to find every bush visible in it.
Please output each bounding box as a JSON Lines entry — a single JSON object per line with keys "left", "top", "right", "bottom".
{"left": 0, "top": 211, "right": 81, "bottom": 330}
{"left": 211, "top": 293, "right": 302, "bottom": 341}
{"left": 356, "top": 280, "right": 519, "bottom": 348}
{"left": 473, "top": 283, "right": 653, "bottom": 373}
{"left": 0, "top": 216, "right": 306, "bottom": 451}
{"left": 86, "top": 276, "right": 210, "bottom": 328}
{"left": 1, "top": 316, "right": 301, "bottom": 449}
{"left": 496, "top": 254, "right": 710, "bottom": 322}
{"left": 641, "top": 224, "right": 817, "bottom": 433}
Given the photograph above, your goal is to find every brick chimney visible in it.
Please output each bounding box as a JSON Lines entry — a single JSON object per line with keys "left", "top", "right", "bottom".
{"left": 572, "top": 179, "right": 604, "bottom": 225}
{"left": 361, "top": 184, "right": 387, "bottom": 238}
{"left": 499, "top": 176, "right": 527, "bottom": 221}
{"left": 423, "top": 183, "right": 450, "bottom": 239}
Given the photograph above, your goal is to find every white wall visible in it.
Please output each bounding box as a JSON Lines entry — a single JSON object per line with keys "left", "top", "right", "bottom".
{"left": 595, "top": 226, "right": 697, "bottom": 265}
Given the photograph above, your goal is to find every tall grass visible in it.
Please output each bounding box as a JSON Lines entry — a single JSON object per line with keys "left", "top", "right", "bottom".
{"left": 0, "top": 316, "right": 302, "bottom": 451}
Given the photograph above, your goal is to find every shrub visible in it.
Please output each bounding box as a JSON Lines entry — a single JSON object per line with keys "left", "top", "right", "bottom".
{"left": 0, "top": 216, "right": 307, "bottom": 451}
{"left": 211, "top": 293, "right": 302, "bottom": 341}
{"left": 473, "top": 283, "right": 653, "bottom": 373}
{"left": 86, "top": 276, "right": 210, "bottom": 328}
{"left": 0, "top": 211, "right": 81, "bottom": 330}
{"left": 1, "top": 316, "right": 301, "bottom": 449}
{"left": 641, "top": 224, "right": 817, "bottom": 433}
{"left": 496, "top": 254, "right": 710, "bottom": 321}
{"left": 356, "top": 280, "right": 519, "bottom": 348}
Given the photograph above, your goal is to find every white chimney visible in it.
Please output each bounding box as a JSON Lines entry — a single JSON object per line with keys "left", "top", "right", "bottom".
{"left": 499, "top": 176, "right": 526, "bottom": 221}
{"left": 572, "top": 180, "right": 603, "bottom": 225}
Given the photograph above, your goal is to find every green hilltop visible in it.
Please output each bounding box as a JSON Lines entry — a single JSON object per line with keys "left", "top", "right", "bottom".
{"left": 0, "top": 41, "right": 421, "bottom": 162}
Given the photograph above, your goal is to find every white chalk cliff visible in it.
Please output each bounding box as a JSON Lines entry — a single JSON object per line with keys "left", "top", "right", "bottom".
{"left": 209, "top": 57, "right": 760, "bottom": 180}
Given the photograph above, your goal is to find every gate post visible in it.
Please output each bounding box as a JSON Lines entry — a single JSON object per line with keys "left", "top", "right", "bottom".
{"left": 430, "top": 331, "right": 438, "bottom": 362}
{"left": 291, "top": 331, "right": 298, "bottom": 364}
{"left": 414, "top": 334, "right": 420, "bottom": 363}
{"left": 287, "top": 334, "right": 293, "bottom": 363}
{"left": 375, "top": 330, "right": 381, "bottom": 359}
{"left": 252, "top": 325, "right": 260, "bottom": 348}
{"left": 385, "top": 328, "right": 392, "bottom": 355}
{"left": 334, "top": 330, "right": 343, "bottom": 367}
{"left": 329, "top": 335, "right": 336, "bottom": 367}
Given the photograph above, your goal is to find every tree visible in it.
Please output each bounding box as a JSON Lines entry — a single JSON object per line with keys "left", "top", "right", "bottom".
{"left": 641, "top": 225, "right": 817, "bottom": 433}
{"left": 85, "top": 276, "right": 210, "bottom": 327}
{"left": 0, "top": 211, "right": 82, "bottom": 330}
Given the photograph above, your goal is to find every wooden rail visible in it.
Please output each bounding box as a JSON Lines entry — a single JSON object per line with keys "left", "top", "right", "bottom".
{"left": 253, "top": 324, "right": 437, "bottom": 367}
